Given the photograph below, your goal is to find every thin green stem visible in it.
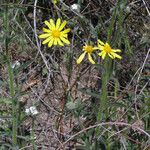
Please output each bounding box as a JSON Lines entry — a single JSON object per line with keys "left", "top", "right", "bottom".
{"left": 7, "top": 60, "right": 18, "bottom": 147}
{"left": 96, "top": 58, "right": 109, "bottom": 141}
{"left": 4, "top": 4, "right": 18, "bottom": 147}
{"left": 97, "top": 57, "right": 109, "bottom": 123}
{"left": 31, "top": 118, "right": 36, "bottom": 150}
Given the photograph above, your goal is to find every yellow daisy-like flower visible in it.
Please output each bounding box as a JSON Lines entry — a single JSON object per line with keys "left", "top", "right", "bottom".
{"left": 39, "top": 18, "right": 70, "bottom": 47}
{"left": 97, "top": 39, "right": 122, "bottom": 59}
{"left": 76, "top": 43, "right": 97, "bottom": 64}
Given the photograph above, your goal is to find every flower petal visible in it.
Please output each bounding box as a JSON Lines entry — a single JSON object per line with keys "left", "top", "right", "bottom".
{"left": 59, "top": 20, "right": 67, "bottom": 31}
{"left": 76, "top": 52, "right": 86, "bottom": 64}
{"left": 98, "top": 51, "right": 104, "bottom": 56}
{"left": 39, "top": 33, "right": 51, "bottom": 38}
{"left": 93, "top": 47, "right": 99, "bottom": 50}
{"left": 48, "top": 39, "right": 54, "bottom": 47}
{"left": 101, "top": 52, "right": 106, "bottom": 59}
{"left": 56, "top": 18, "right": 61, "bottom": 29}
{"left": 61, "top": 28, "right": 70, "bottom": 34}
{"left": 111, "top": 52, "right": 122, "bottom": 59}
{"left": 108, "top": 53, "right": 114, "bottom": 59}
{"left": 50, "top": 19, "right": 56, "bottom": 29}
{"left": 98, "top": 39, "right": 104, "bottom": 45}
{"left": 98, "top": 45, "right": 104, "bottom": 51}
{"left": 60, "top": 32, "right": 68, "bottom": 38}
{"left": 60, "top": 37, "right": 70, "bottom": 44}
{"left": 58, "top": 39, "right": 64, "bottom": 46}
{"left": 83, "top": 46, "right": 86, "bottom": 51}
{"left": 54, "top": 38, "right": 58, "bottom": 45}
{"left": 43, "top": 27, "right": 51, "bottom": 33}
{"left": 105, "top": 42, "right": 110, "bottom": 47}
{"left": 112, "top": 49, "right": 121, "bottom": 52}
{"left": 44, "top": 21, "right": 51, "bottom": 29}
{"left": 42, "top": 36, "right": 53, "bottom": 44}
{"left": 88, "top": 53, "right": 95, "bottom": 64}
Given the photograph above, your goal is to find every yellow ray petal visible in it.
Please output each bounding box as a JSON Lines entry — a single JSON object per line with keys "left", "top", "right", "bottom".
{"left": 111, "top": 52, "right": 122, "bottom": 59}
{"left": 48, "top": 39, "right": 54, "bottom": 47}
{"left": 42, "top": 36, "right": 53, "bottom": 44}
{"left": 108, "top": 53, "right": 114, "bottom": 59}
{"left": 39, "top": 33, "right": 51, "bottom": 39}
{"left": 105, "top": 42, "right": 110, "bottom": 47}
{"left": 102, "top": 52, "right": 106, "bottom": 59}
{"left": 61, "top": 28, "right": 70, "bottom": 34}
{"left": 60, "top": 33, "right": 68, "bottom": 38}
{"left": 60, "top": 37, "right": 70, "bottom": 44}
{"left": 88, "top": 53, "right": 95, "bottom": 64}
{"left": 43, "top": 27, "right": 51, "bottom": 33}
{"left": 112, "top": 49, "right": 121, "bottom": 52}
{"left": 50, "top": 19, "right": 55, "bottom": 29}
{"left": 93, "top": 47, "right": 99, "bottom": 50}
{"left": 54, "top": 38, "right": 58, "bottom": 45}
{"left": 76, "top": 52, "right": 86, "bottom": 64}
{"left": 98, "top": 51, "right": 104, "bottom": 56}
{"left": 98, "top": 45, "right": 104, "bottom": 51}
{"left": 83, "top": 46, "right": 86, "bottom": 50}
{"left": 44, "top": 21, "right": 51, "bottom": 29}
{"left": 98, "top": 39, "right": 104, "bottom": 45}
{"left": 56, "top": 18, "right": 61, "bottom": 29}
{"left": 59, "top": 20, "right": 67, "bottom": 31}
{"left": 58, "top": 39, "right": 64, "bottom": 46}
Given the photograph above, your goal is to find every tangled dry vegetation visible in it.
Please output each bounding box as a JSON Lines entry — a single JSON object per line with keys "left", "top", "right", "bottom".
{"left": 0, "top": 0, "right": 150, "bottom": 149}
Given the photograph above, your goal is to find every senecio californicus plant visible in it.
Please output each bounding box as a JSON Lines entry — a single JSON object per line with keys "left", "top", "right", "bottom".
{"left": 38, "top": 17, "right": 123, "bottom": 149}
{"left": 39, "top": 18, "right": 70, "bottom": 47}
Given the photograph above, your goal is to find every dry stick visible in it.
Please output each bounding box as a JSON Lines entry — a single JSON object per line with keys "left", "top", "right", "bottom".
{"left": 126, "top": 67, "right": 141, "bottom": 89}
{"left": 14, "top": 21, "right": 38, "bottom": 49}
{"left": 139, "top": 79, "right": 150, "bottom": 95}
{"left": 33, "top": 0, "right": 57, "bottom": 105}
{"left": 29, "top": 86, "right": 61, "bottom": 115}
{"left": 142, "top": 0, "right": 150, "bottom": 16}
{"left": 33, "top": 0, "right": 51, "bottom": 74}
{"left": 13, "top": 0, "right": 24, "bottom": 19}
{"left": 19, "top": 145, "right": 47, "bottom": 150}
{"left": 0, "top": 3, "right": 51, "bottom": 11}
{"left": 57, "top": 122, "right": 150, "bottom": 150}
{"left": 134, "top": 48, "right": 150, "bottom": 119}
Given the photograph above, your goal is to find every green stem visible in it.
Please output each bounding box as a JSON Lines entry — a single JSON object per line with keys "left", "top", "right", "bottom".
{"left": 31, "top": 118, "right": 36, "bottom": 150}
{"left": 7, "top": 60, "right": 18, "bottom": 147}
{"left": 4, "top": 4, "right": 18, "bottom": 147}
{"left": 102, "top": 59, "right": 111, "bottom": 150}
{"left": 96, "top": 58, "right": 109, "bottom": 140}
{"left": 97, "top": 58, "right": 109, "bottom": 123}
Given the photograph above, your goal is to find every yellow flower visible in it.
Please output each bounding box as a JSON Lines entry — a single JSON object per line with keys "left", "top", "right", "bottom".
{"left": 76, "top": 43, "right": 97, "bottom": 64}
{"left": 97, "top": 39, "right": 122, "bottom": 59}
{"left": 39, "top": 18, "right": 70, "bottom": 47}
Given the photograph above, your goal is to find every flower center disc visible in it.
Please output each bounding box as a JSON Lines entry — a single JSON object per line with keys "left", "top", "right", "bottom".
{"left": 85, "top": 45, "right": 93, "bottom": 53}
{"left": 104, "top": 44, "right": 112, "bottom": 53}
{"left": 52, "top": 30, "right": 60, "bottom": 38}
